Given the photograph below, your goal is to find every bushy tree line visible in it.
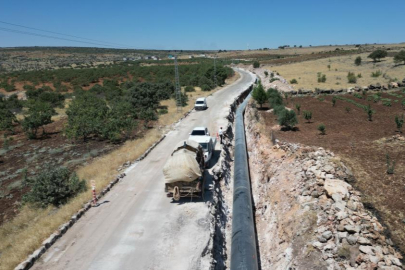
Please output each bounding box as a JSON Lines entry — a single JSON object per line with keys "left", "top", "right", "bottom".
{"left": 1, "top": 60, "right": 234, "bottom": 92}
{"left": 252, "top": 85, "right": 297, "bottom": 129}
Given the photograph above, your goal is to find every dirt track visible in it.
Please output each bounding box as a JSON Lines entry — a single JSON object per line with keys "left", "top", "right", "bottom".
{"left": 30, "top": 69, "right": 255, "bottom": 270}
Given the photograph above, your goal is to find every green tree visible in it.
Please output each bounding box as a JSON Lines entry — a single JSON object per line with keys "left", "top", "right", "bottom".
{"left": 267, "top": 88, "right": 283, "bottom": 108}
{"left": 364, "top": 104, "right": 375, "bottom": 121}
{"left": 0, "top": 100, "right": 17, "bottom": 133}
{"left": 23, "top": 166, "right": 87, "bottom": 208}
{"left": 253, "top": 61, "right": 260, "bottom": 68}
{"left": 252, "top": 83, "right": 267, "bottom": 108}
{"left": 303, "top": 110, "right": 312, "bottom": 123}
{"left": 394, "top": 50, "right": 405, "bottom": 65}
{"left": 22, "top": 100, "right": 56, "bottom": 139}
{"left": 355, "top": 56, "right": 362, "bottom": 66}
{"left": 277, "top": 109, "right": 298, "bottom": 129}
{"left": 395, "top": 115, "right": 404, "bottom": 133}
{"left": 65, "top": 93, "right": 108, "bottom": 141}
{"left": 318, "top": 123, "right": 326, "bottom": 135}
{"left": 368, "top": 49, "right": 387, "bottom": 62}
{"left": 290, "top": 78, "right": 298, "bottom": 84}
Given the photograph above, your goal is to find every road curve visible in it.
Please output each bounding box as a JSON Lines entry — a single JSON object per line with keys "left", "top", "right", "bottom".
{"left": 31, "top": 68, "right": 255, "bottom": 270}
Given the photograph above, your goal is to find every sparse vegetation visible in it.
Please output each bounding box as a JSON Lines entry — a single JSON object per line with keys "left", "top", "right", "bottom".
{"left": 317, "top": 72, "right": 326, "bottom": 83}
{"left": 332, "top": 96, "right": 337, "bottom": 107}
{"left": 290, "top": 78, "right": 298, "bottom": 84}
{"left": 371, "top": 70, "right": 382, "bottom": 77}
{"left": 345, "top": 107, "right": 351, "bottom": 113}
{"left": 355, "top": 56, "right": 362, "bottom": 66}
{"left": 395, "top": 114, "right": 404, "bottom": 133}
{"left": 386, "top": 154, "right": 395, "bottom": 174}
{"left": 347, "top": 72, "right": 357, "bottom": 83}
{"left": 295, "top": 103, "right": 301, "bottom": 115}
{"left": 303, "top": 110, "right": 312, "bottom": 123}
{"left": 364, "top": 104, "right": 375, "bottom": 121}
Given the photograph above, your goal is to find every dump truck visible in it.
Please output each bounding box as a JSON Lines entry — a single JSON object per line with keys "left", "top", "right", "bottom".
{"left": 163, "top": 140, "right": 205, "bottom": 201}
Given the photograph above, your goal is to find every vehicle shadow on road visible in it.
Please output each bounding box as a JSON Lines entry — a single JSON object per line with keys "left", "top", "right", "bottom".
{"left": 206, "top": 150, "right": 221, "bottom": 169}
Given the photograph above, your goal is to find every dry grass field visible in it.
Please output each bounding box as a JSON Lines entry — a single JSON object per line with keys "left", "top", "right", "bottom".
{"left": 264, "top": 52, "right": 405, "bottom": 91}
{"left": 0, "top": 71, "right": 239, "bottom": 270}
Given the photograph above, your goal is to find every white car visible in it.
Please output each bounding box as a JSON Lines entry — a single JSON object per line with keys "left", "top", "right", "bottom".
{"left": 194, "top": 97, "right": 207, "bottom": 110}
{"left": 189, "top": 127, "right": 209, "bottom": 139}
{"left": 189, "top": 127, "right": 216, "bottom": 167}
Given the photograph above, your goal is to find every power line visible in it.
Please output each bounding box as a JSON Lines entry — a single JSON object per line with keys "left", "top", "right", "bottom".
{"left": 0, "top": 26, "right": 130, "bottom": 49}
{"left": 0, "top": 20, "right": 134, "bottom": 49}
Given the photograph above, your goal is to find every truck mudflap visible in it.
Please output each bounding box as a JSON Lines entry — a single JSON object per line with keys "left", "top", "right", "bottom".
{"left": 165, "top": 178, "right": 204, "bottom": 201}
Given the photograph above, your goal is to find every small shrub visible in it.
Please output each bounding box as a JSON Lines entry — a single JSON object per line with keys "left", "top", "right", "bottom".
{"left": 253, "top": 61, "right": 260, "bottom": 68}
{"left": 402, "top": 100, "right": 405, "bottom": 110}
{"left": 295, "top": 104, "right": 301, "bottom": 115}
{"left": 371, "top": 70, "right": 382, "bottom": 77}
{"left": 386, "top": 154, "right": 395, "bottom": 174}
{"left": 270, "top": 78, "right": 279, "bottom": 83}
{"left": 185, "top": 86, "right": 195, "bottom": 92}
{"left": 395, "top": 115, "right": 404, "bottom": 132}
{"left": 327, "top": 64, "right": 331, "bottom": 71}
{"left": 357, "top": 73, "right": 362, "bottom": 78}
{"left": 353, "top": 93, "right": 363, "bottom": 99}
{"left": 317, "top": 123, "right": 326, "bottom": 135}
{"left": 158, "top": 108, "right": 168, "bottom": 115}
{"left": 345, "top": 107, "right": 351, "bottom": 113}
{"left": 332, "top": 96, "right": 337, "bottom": 107}
{"left": 303, "top": 110, "right": 312, "bottom": 123}
{"left": 347, "top": 72, "right": 357, "bottom": 83}
{"left": 290, "top": 78, "right": 298, "bottom": 84}
{"left": 264, "top": 71, "right": 269, "bottom": 77}
{"left": 364, "top": 104, "right": 375, "bottom": 121}
{"left": 23, "top": 167, "right": 87, "bottom": 208}
{"left": 317, "top": 72, "right": 326, "bottom": 83}
{"left": 355, "top": 56, "right": 362, "bottom": 66}
{"left": 382, "top": 99, "right": 392, "bottom": 107}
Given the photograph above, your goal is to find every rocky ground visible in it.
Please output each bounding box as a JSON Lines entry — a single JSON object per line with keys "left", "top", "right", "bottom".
{"left": 244, "top": 102, "right": 403, "bottom": 269}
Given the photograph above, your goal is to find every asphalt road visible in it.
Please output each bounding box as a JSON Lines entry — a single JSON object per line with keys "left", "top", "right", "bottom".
{"left": 31, "top": 68, "right": 255, "bottom": 270}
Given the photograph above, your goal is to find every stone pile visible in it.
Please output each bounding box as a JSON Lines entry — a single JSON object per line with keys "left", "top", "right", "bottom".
{"left": 278, "top": 141, "right": 404, "bottom": 269}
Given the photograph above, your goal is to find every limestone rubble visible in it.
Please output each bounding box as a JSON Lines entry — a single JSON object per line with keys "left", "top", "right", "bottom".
{"left": 244, "top": 102, "right": 404, "bottom": 270}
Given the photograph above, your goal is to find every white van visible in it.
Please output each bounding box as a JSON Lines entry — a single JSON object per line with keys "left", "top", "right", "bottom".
{"left": 194, "top": 97, "right": 207, "bottom": 110}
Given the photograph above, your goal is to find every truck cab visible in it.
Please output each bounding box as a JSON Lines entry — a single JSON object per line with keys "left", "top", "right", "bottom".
{"left": 190, "top": 135, "right": 217, "bottom": 168}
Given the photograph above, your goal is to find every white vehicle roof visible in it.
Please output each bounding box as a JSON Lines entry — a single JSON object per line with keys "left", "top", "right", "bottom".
{"left": 196, "top": 97, "right": 206, "bottom": 101}
{"left": 192, "top": 126, "right": 207, "bottom": 131}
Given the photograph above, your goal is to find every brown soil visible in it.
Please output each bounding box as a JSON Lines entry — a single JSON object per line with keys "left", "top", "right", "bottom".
{"left": 0, "top": 118, "right": 148, "bottom": 225}
{"left": 259, "top": 91, "right": 405, "bottom": 254}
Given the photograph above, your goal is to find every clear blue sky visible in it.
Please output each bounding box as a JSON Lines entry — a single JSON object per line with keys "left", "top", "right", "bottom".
{"left": 0, "top": 0, "right": 404, "bottom": 50}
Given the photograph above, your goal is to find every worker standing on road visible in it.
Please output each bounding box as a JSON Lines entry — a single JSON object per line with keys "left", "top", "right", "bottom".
{"left": 219, "top": 127, "right": 224, "bottom": 144}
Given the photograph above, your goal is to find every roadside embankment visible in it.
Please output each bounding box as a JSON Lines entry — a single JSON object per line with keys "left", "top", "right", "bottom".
{"left": 244, "top": 101, "right": 404, "bottom": 269}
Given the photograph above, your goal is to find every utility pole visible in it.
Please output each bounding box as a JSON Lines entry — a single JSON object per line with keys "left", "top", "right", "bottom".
{"left": 174, "top": 55, "right": 182, "bottom": 113}
{"left": 213, "top": 54, "right": 217, "bottom": 87}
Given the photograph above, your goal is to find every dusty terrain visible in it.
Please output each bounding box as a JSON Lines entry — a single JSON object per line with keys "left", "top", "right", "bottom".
{"left": 244, "top": 102, "right": 403, "bottom": 269}
{"left": 258, "top": 91, "right": 405, "bottom": 257}
{"left": 264, "top": 52, "right": 405, "bottom": 91}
